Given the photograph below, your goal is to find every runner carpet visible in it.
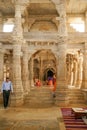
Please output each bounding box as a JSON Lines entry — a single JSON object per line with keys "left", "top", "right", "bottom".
{"left": 61, "top": 108, "right": 87, "bottom": 130}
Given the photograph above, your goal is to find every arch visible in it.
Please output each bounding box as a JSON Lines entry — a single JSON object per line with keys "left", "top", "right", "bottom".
{"left": 28, "top": 49, "right": 57, "bottom": 86}
{"left": 30, "top": 20, "right": 57, "bottom": 32}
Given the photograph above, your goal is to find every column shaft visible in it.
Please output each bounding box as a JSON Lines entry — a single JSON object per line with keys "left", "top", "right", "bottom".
{"left": 57, "top": 43, "right": 67, "bottom": 88}
{"left": 22, "top": 46, "right": 30, "bottom": 93}
{"left": 0, "top": 12, "right": 3, "bottom": 32}
{"left": 0, "top": 43, "right": 4, "bottom": 86}
{"left": 13, "top": 4, "right": 23, "bottom": 41}
{"left": 11, "top": 44, "right": 23, "bottom": 106}
{"left": 30, "top": 58, "right": 34, "bottom": 87}
{"left": 56, "top": 0, "right": 67, "bottom": 36}
{"left": 11, "top": 2, "right": 24, "bottom": 106}
{"left": 85, "top": 12, "right": 87, "bottom": 32}
{"left": 83, "top": 44, "right": 87, "bottom": 88}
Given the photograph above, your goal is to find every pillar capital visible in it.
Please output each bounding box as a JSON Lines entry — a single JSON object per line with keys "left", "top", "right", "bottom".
{"left": 54, "top": 0, "right": 67, "bottom": 36}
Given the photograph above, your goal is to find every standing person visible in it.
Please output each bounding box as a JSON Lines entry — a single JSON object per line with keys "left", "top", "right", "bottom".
{"left": 52, "top": 74, "right": 56, "bottom": 98}
{"left": 1, "top": 77, "right": 13, "bottom": 108}
{"left": 47, "top": 77, "right": 53, "bottom": 87}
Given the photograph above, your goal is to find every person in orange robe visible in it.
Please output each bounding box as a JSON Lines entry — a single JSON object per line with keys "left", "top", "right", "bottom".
{"left": 52, "top": 74, "right": 56, "bottom": 98}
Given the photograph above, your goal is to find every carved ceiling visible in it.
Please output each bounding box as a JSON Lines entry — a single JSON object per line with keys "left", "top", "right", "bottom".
{"left": 0, "top": 0, "right": 87, "bottom": 17}
{"left": 0, "top": 0, "right": 14, "bottom": 16}
{"left": 27, "top": 3, "right": 58, "bottom": 15}
{"left": 66, "top": 0, "right": 87, "bottom": 14}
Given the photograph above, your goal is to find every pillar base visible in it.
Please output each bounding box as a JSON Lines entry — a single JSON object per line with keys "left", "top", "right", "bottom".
{"left": 10, "top": 94, "right": 24, "bottom": 107}
{"left": 55, "top": 88, "right": 69, "bottom": 107}
{"left": 55, "top": 79, "right": 69, "bottom": 106}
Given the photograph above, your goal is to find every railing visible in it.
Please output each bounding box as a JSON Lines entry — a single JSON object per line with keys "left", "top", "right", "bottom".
{"left": 0, "top": 32, "right": 87, "bottom": 43}
{"left": 24, "top": 32, "right": 58, "bottom": 42}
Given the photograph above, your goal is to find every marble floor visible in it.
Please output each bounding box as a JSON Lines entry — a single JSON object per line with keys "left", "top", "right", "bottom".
{"left": 0, "top": 106, "right": 65, "bottom": 130}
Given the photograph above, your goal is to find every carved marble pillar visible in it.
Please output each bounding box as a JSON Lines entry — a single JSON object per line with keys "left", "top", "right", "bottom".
{"left": 0, "top": 43, "right": 4, "bottom": 86}
{"left": 39, "top": 57, "right": 43, "bottom": 82}
{"left": 57, "top": 41, "right": 67, "bottom": 88}
{"left": 55, "top": 39, "right": 69, "bottom": 106}
{"left": 76, "top": 52, "right": 83, "bottom": 88}
{"left": 30, "top": 57, "right": 34, "bottom": 87}
{"left": 83, "top": 44, "right": 87, "bottom": 89}
{"left": 70, "top": 61, "right": 74, "bottom": 86}
{"left": 85, "top": 11, "right": 87, "bottom": 32}
{"left": 11, "top": 44, "right": 23, "bottom": 106}
{"left": 55, "top": 0, "right": 67, "bottom": 36}
{"left": 22, "top": 45, "right": 30, "bottom": 93}
{"left": 9, "top": 55, "right": 13, "bottom": 81}
{"left": 11, "top": 2, "right": 24, "bottom": 106}
{"left": 82, "top": 44, "right": 87, "bottom": 103}
{"left": 73, "top": 59, "right": 78, "bottom": 86}
{"left": 13, "top": 3, "right": 23, "bottom": 41}
{"left": 0, "top": 12, "right": 3, "bottom": 32}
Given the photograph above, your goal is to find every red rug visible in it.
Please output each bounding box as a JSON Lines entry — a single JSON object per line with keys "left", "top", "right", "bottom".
{"left": 61, "top": 108, "right": 87, "bottom": 130}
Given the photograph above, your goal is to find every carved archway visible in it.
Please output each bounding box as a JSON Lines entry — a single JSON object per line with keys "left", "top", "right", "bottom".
{"left": 29, "top": 49, "right": 57, "bottom": 86}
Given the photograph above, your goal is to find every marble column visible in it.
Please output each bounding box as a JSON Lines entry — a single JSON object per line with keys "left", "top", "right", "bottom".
{"left": 55, "top": 41, "right": 69, "bottom": 106}
{"left": 11, "top": 44, "right": 23, "bottom": 106}
{"left": 12, "top": 3, "right": 23, "bottom": 41}
{"left": 82, "top": 44, "right": 87, "bottom": 103}
{"left": 70, "top": 61, "right": 74, "bottom": 86}
{"left": 9, "top": 55, "right": 13, "bottom": 81}
{"left": 76, "top": 52, "right": 83, "bottom": 88}
{"left": 22, "top": 45, "right": 30, "bottom": 93}
{"left": 55, "top": 0, "right": 67, "bottom": 36}
{"left": 83, "top": 44, "right": 87, "bottom": 88}
{"left": 55, "top": 0, "right": 67, "bottom": 86}
{"left": 85, "top": 11, "right": 87, "bottom": 32}
{"left": 30, "top": 58, "right": 34, "bottom": 87}
{"left": 0, "top": 43, "right": 4, "bottom": 87}
{"left": 57, "top": 42, "right": 67, "bottom": 88}
{"left": 39, "top": 57, "right": 43, "bottom": 81}
{"left": 73, "top": 58, "right": 78, "bottom": 87}
{"left": 0, "top": 12, "right": 3, "bottom": 32}
{"left": 11, "top": 2, "right": 24, "bottom": 106}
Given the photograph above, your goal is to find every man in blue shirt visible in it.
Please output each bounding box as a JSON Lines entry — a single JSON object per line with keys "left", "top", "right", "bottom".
{"left": 1, "top": 77, "right": 13, "bottom": 108}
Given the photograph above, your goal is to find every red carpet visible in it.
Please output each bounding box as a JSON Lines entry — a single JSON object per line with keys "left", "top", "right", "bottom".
{"left": 61, "top": 108, "right": 87, "bottom": 130}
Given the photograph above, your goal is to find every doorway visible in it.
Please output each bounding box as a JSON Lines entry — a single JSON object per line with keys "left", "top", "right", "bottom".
{"left": 43, "top": 69, "right": 54, "bottom": 81}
